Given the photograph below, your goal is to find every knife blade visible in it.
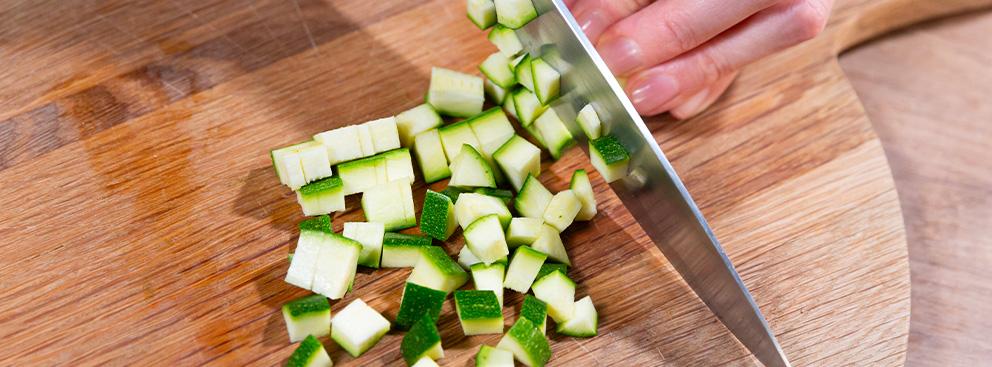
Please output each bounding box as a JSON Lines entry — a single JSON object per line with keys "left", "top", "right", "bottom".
{"left": 513, "top": 1, "right": 790, "bottom": 366}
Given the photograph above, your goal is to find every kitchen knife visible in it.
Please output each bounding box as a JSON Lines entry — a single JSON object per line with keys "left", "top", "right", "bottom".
{"left": 513, "top": 1, "right": 791, "bottom": 366}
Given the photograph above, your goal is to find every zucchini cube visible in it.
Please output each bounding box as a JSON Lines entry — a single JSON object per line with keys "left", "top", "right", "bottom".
{"left": 338, "top": 155, "right": 386, "bottom": 195}
{"left": 365, "top": 117, "right": 401, "bottom": 154}
{"left": 487, "top": 25, "right": 523, "bottom": 57}
{"left": 455, "top": 193, "right": 512, "bottom": 230}
{"left": 471, "top": 262, "right": 506, "bottom": 306}
{"left": 533, "top": 109, "right": 575, "bottom": 160}
{"left": 542, "top": 189, "right": 581, "bottom": 232}
{"left": 454, "top": 290, "right": 504, "bottom": 335}
{"left": 342, "top": 221, "right": 385, "bottom": 268}
{"left": 589, "top": 135, "right": 630, "bottom": 183}
{"left": 576, "top": 104, "right": 602, "bottom": 140}
{"left": 311, "top": 234, "right": 363, "bottom": 299}
{"left": 531, "top": 223, "right": 570, "bottom": 265}
{"left": 570, "top": 169, "right": 597, "bottom": 221}
{"left": 381, "top": 233, "right": 433, "bottom": 268}
{"left": 506, "top": 217, "right": 542, "bottom": 247}
{"left": 396, "top": 282, "right": 447, "bottom": 330}
{"left": 401, "top": 316, "right": 444, "bottom": 365}
{"left": 511, "top": 88, "right": 545, "bottom": 126}
{"left": 413, "top": 129, "right": 452, "bottom": 183}
{"left": 419, "top": 190, "right": 457, "bottom": 241}
{"left": 475, "top": 345, "right": 515, "bottom": 367}
{"left": 556, "top": 296, "right": 598, "bottom": 337}
{"left": 503, "top": 246, "right": 547, "bottom": 293}
{"left": 383, "top": 148, "right": 416, "bottom": 184}
{"left": 496, "top": 317, "right": 550, "bottom": 367}
{"left": 286, "top": 335, "right": 332, "bottom": 367}
{"left": 285, "top": 221, "right": 333, "bottom": 291}
{"left": 485, "top": 78, "right": 508, "bottom": 105}
{"left": 480, "top": 52, "right": 517, "bottom": 89}
{"left": 296, "top": 176, "right": 345, "bottom": 217}
{"left": 428, "top": 67, "right": 484, "bottom": 118}
{"left": 331, "top": 299, "right": 390, "bottom": 357}
{"left": 513, "top": 175, "right": 552, "bottom": 219}
{"left": 530, "top": 58, "right": 560, "bottom": 104}
{"left": 493, "top": 135, "right": 541, "bottom": 191}
{"left": 397, "top": 104, "right": 443, "bottom": 147}
{"left": 282, "top": 294, "right": 331, "bottom": 342}
{"left": 534, "top": 263, "right": 568, "bottom": 282}
{"left": 361, "top": 180, "right": 417, "bottom": 231}
{"left": 531, "top": 270, "right": 575, "bottom": 323}
{"left": 520, "top": 295, "right": 548, "bottom": 335}
{"left": 467, "top": 0, "right": 497, "bottom": 30}
{"left": 409, "top": 246, "right": 469, "bottom": 293}
{"left": 314, "top": 125, "right": 364, "bottom": 165}
{"left": 464, "top": 214, "right": 510, "bottom": 265}
{"left": 449, "top": 144, "right": 497, "bottom": 188}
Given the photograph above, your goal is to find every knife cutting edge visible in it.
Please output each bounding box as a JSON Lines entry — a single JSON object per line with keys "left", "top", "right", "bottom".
{"left": 513, "top": 1, "right": 791, "bottom": 366}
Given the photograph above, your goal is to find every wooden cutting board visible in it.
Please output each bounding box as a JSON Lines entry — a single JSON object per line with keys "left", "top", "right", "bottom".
{"left": 0, "top": 0, "right": 986, "bottom": 365}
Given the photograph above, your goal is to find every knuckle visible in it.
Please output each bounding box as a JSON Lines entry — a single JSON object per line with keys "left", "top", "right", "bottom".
{"left": 696, "top": 50, "right": 733, "bottom": 85}
{"left": 658, "top": 10, "right": 700, "bottom": 52}
{"left": 788, "top": 0, "right": 829, "bottom": 42}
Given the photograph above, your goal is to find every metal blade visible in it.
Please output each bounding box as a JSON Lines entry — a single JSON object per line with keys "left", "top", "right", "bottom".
{"left": 514, "top": 1, "right": 790, "bottom": 366}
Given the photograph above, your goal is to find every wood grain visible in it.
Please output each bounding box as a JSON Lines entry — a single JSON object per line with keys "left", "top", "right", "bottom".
{"left": 0, "top": 0, "right": 984, "bottom": 365}
{"left": 840, "top": 11, "right": 992, "bottom": 366}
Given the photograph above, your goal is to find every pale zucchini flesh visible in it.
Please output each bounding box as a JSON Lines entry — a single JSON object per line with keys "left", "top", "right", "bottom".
{"left": 531, "top": 223, "right": 569, "bottom": 265}
{"left": 396, "top": 104, "right": 443, "bottom": 147}
{"left": 503, "top": 245, "right": 547, "bottom": 293}
{"left": 570, "top": 169, "right": 597, "bottom": 221}
{"left": 533, "top": 109, "right": 575, "bottom": 160}
{"left": 542, "top": 190, "right": 581, "bottom": 232}
{"left": 427, "top": 67, "right": 485, "bottom": 118}
{"left": 331, "top": 298, "right": 391, "bottom": 357}
{"left": 413, "top": 129, "right": 451, "bottom": 183}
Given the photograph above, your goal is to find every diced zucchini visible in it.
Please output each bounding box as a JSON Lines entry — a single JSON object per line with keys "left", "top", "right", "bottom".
{"left": 401, "top": 316, "right": 444, "bottom": 365}
{"left": 468, "top": 108, "right": 516, "bottom": 158}
{"left": 496, "top": 317, "right": 550, "bottom": 367}
{"left": 485, "top": 78, "right": 508, "bottom": 105}
{"left": 338, "top": 155, "right": 386, "bottom": 195}
{"left": 535, "top": 263, "right": 568, "bottom": 281}
{"left": 513, "top": 175, "right": 552, "bottom": 219}
{"left": 513, "top": 55, "right": 535, "bottom": 92}
{"left": 396, "top": 282, "right": 447, "bottom": 330}
{"left": 413, "top": 129, "right": 451, "bottom": 183}
{"left": 454, "top": 193, "right": 512, "bottom": 229}
{"left": 331, "top": 298, "right": 390, "bottom": 357}
{"left": 297, "top": 141, "right": 335, "bottom": 184}
{"left": 570, "top": 169, "right": 597, "bottom": 220}
{"left": 282, "top": 294, "right": 331, "bottom": 342}
{"left": 285, "top": 221, "right": 332, "bottom": 291}
{"left": 480, "top": 52, "right": 517, "bottom": 89}
{"left": 530, "top": 58, "right": 560, "bottom": 104}
{"left": 409, "top": 246, "right": 469, "bottom": 293}
{"left": 420, "top": 190, "right": 457, "bottom": 241}
{"left": 494, "top": 0, "right": 538, "bottom": 29}
{"left": 449, "top": 144, "right": 497, "bottom": 188}
{"left": 397, "top": 104, "right": 444, "bottom": 147}
{"left": 531, "top": 270, "right": 575, "bottom": 323}
{"left": 362, "top": 180, "right": 417, "bottom": 231}
{"left": 311, "top": 234, "right": 363, "bottom": 299}
{"left": 366, "top": 117, "right": 401, "bottom": 154}
{"left": 455, "top": 290, "right": 504, "bottom": 335}
{"left": 467, "top": 0, "right": 497, "bottom": 30}
{"left": 556, "top": 296, "right": 598, "bottom": 337}
{"left": 511, "top": 88, "right": 545, "bottom": 126}
{"left": 542, "top": 190, "right": 581, "bottom": 232}
{"left": 464, "top": 214, "right": 510, "bottom": 265}
{"left": 314, "top": 125, "right": 364, "bottom": 165}
{"left": 576, "top": 104, "right": 602, "bottom": 139}
{"left": 271, "top": 142, "right": 309, "bottom": 190}
{"left": 520, "top": 295, "right": 548, "bottom": 335}
{"left": 383, "top": 148, "right": 416, "bottom": 184}
{"left": 476, "top": 345, "right": 515, "bottom": 367}
{"left": 533, "top": 109, "right": 575, "bottom": 160}
{"left": 589, "top": 135, "right": 630, "bottom": 183}
{"left": 287, "top": 335, "right": 332, "bottom": 367}
{"left": 343, "top": 221, "right": 385, "bottom": 268}
{"left": 458, "top": 243, "right": 483, "bottom": 269}
{"left": 506, "top": 217, "right": 542, "bottom": 247}
{"left": 521, "top": 117, "right": 547, "bottom": 149}
{"left": 356, "top": 124, "right": 376, "bottom": 157}
{"left": 474, "top": 187, "right": 513, "bottom": 205}
{"left": 471, "top": 262, "right": 506, "bottom": 306}
{"left": 381, "top": 233, "right": 432, "bottom": 268}
{"left": 487, "top": 25, "right": 523, "bottom": 57}
{"left": 493, "top": 135, "right": 541, "bottom": 191}
{"left": 296, "top": 176, "right": 345, "bottom": 216}
{"left": 531, "top": 223, "right": 569, "bottom": 265}
{"left": 438, "top": 120, "right": 483, "bottom": 162}
{"left": 503, "top": 89, "right": 519, "bottom": 119}
{"left": 503, "top": 246, "right": 547, "bottom": 293}
{"left": 412, "top": 357, "right": 440, "bottom": 367}
{"left": 427, "top": 67, "right": 484, "bottom": 118}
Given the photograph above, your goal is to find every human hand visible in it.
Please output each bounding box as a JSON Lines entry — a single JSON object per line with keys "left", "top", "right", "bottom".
{"left": 565, "top": 0, "right": 832, "bottom": 119}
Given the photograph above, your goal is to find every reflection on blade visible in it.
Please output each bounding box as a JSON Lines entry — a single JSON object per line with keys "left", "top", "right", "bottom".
{"left": 512, "top": 1, "right": 790, "bottom": 366}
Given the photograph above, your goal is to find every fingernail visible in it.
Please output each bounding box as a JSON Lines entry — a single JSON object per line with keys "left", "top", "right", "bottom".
{"left": 577, "top": 9, "right": 609, "bottom": 41}
{"left": 672, "top": 89, "right": 711, "bottom": 119}
{"left": 597, "top": 37, "right": 642, "bottom": 76}
{"left": 628, "top": 73, "right": 680, "bottom": 114}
